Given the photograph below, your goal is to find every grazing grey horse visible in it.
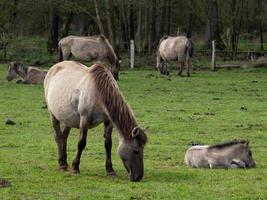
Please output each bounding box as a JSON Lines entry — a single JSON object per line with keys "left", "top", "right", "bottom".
{"left": 6, "top": 62, "right": 47, "bottom": 84}
{"left": 58, "top": 35, "right": 120, "bottom": 80}
{"left": 156, "top": 35, "right": 193, "bottom": 76}
{"left": 44, "top": 61, "right": 147, "bottom": 181}
{"left": 185, "top": 140, "right": 256, "bottom": 169}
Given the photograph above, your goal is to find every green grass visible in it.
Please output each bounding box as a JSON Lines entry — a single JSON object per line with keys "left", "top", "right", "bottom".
{"left": 0, "top": 64, "right": 267, "bottom": 199}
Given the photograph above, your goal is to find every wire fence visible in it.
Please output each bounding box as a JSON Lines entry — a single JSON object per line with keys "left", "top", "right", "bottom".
{"left": 1, "top": 40, "right": 266, "bottom": 68}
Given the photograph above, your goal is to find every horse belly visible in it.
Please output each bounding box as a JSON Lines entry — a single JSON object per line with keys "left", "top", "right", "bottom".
{"left": 47, "top": 92, "right": 81, "bottom": 128}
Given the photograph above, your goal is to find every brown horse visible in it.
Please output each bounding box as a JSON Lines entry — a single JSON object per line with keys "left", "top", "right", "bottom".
{"left": 58, "top": 35, "right": 120, "bottom": 80}
{"left": 6, "top": 61, "right": 47, "bottom": 84}
{"left": 44, "top": 61, "right": 147, "bottom": 181}
{"left": 185, "top": 140, "right": 256, "bottom": 169}
{"left": 156, "top": 35, "right": 193, "bottom": 76}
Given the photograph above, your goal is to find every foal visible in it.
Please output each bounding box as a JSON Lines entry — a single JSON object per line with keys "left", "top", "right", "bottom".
{"left": 6, "top": 61, "right": 47, "bottom": 84}
{"left": 185, "top": 140, "right": 256, "bottom": 169}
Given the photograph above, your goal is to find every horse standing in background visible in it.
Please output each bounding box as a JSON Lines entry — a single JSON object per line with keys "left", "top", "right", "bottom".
{"left": 156, "top": 35, "right": 193, "bottom": 76}
{"left": 44, "top": 61, "right": 147, "bottom": 181}
{"left": 6, "top": 61, "right": 47, "bottom": 84}
{"left": 58, "top": 35, "right": 120, "bottom": 80}
{"left": 185, "top": 140, "right": 256, "bottom": 169}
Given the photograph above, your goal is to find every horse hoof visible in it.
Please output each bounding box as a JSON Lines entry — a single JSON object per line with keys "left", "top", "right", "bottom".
{"left": 72, "top": 169, "right": 80, "bottom": 174}
{"left": 106, "top": 171, "right": 117, "bottom": 176}
{"left": 59, "top": 166, "right": 68, "bottom": 172}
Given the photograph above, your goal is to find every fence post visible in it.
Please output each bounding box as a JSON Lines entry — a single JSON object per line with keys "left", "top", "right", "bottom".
{"left": 130, "top": 40, "right": 135, "bottom": 69}
{"left": 211, "top": 40, "right": 216, "bottom": 70}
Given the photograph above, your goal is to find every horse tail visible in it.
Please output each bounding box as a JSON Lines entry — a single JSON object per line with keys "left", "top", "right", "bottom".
{"left": 185, "top": 38, "right": 194, "bottom": 58}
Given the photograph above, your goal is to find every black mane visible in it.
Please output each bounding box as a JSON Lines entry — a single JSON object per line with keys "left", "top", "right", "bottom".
{"left": 208, "top": 140, "right": 247, "bottom": 150}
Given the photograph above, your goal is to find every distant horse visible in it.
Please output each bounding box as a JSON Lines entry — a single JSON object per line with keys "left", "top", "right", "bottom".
{"left": 6, "top": 61, "right": 47, "bottom": 84}
{"left": 58, "top": 35, "right": 120, "bottom": 80}
{"left": 185, "top": 140, "right": 256, "bottom": 169}
{"left": 156, "top": 35, "right": 193, "bottom": 76}
{"left": 44, "top": 61, "right": 147, "bottom": 181}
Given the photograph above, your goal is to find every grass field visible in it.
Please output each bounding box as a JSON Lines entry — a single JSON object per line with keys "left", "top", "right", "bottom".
{"left": 0, "top": 64, "right": 267, "bottom": 199}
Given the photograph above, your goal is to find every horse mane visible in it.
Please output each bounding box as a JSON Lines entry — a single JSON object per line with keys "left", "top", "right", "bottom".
{"left": 12, "top": 61, "right": 28, "bottom": 75}
{"left": 90, "top": 64, "right": 147, "bottom": 144}
{"left": 208, "top": 140, "right": 247, "bottom": 150}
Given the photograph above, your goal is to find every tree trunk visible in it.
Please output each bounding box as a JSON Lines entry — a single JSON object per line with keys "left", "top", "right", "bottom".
{"left": 148, "top": 0, "right": 157, "bottom": 54}
{"left": 93, "top": 0, "right": 105, "bottom": 35}
{"left": 135, "top": 1, "right": 142, "bottom": 54}
{"left": 204, "top": 0, "right": 224, "bottom": 50}
{"left": 166, "top": 0, "right": 171, "bottom": 35}
{"left": 47, "top": 7, "right": 59, "bottom": 54}
{"left": 62, "top": 13, "right": 73, "bottom": 38}
{"left": 129, "top": 0, "right": 134, "bottom": 40}
{"left": 187, "top": 0, "right": 194, "bottom": 35}
{"left": 159, "top": 0, "right": 167, "bottom": 36}
{"left": 106, "top": 0, "right": 115, "bottom": 47}
{"left": 257, "top": 0, "right": 264, "bottom": 51}
{"left": 231, "top": 0, "right": 238, "bottom": 54}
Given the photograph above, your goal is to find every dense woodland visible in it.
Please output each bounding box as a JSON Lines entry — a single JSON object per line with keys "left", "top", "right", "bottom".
{"left": 0, "top": 0, "right": 267, "bottom": 60}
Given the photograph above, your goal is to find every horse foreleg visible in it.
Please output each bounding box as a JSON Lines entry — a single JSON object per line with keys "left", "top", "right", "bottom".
{"left": 178, "top": 62, "right": 184, "bottom": 76}
{"left": 51, "top": 114, "right": 65, "bottom": 171}
{"left": 104, "top": 120, "right": 116, "bottom": 176}
{"left": 163, "top": 63, "right": 170, "bottom": 76}
{"left": 61, "top": 126, "right": 71, "bottom": 171}
{"left": 72, "top": 116, "right": 88, "bottom": 174}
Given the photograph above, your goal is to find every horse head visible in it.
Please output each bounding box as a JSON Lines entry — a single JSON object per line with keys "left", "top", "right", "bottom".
{"left": 6, "top": 62, "right": 18, "bottom": 81}
{"left": 239, "top": 140, "right": 256, "bottom": 168}
{"left": 118, "top": 127, "right": 147, "bottom": 181}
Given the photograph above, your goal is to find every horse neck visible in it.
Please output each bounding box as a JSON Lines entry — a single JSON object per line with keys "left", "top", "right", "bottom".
{"left": 92, "top": 66, "right": 137, "bottom": 141}
{"left": 16, "top": 64, "right": 28, "bottom": 78}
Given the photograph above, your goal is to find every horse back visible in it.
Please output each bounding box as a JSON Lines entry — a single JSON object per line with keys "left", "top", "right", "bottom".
{"left": 159, "top": 36, "right": 189, "bottom": 61}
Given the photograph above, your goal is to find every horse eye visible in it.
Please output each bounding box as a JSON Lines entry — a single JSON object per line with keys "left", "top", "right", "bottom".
{"left": 133, "top": 150, "right": 139, "bottom": 155}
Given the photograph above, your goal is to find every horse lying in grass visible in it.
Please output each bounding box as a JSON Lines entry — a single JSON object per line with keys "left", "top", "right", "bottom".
{"left": 185, "top": 140, "right": 256, "bottom": 169}
{"left": 156, "top": 35, "right": 193, "bottom": 76}
{"left": 58, "top": 35, "right": 120, "bottom": 80}
{"left": 6, "top": 61, "right": 47, "bottom": 84}
{"left": 44, "top": 61, "right": 147, "bottom": 182}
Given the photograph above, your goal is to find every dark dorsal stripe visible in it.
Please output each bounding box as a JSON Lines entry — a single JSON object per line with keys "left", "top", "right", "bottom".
{"left": 90, "top": 64, "right": 139, "bottom": 142}
{"left": 208, "top": 140, "right": 247, "bottom": 150}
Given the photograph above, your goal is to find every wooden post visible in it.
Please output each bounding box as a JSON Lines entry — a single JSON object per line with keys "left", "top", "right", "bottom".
{"left": 130, "top": 40, "right": 135, "bottom": 69}
{"left": 211, "top": 40, "right": 216, "bottom": 70}
{"left": 177, "top": 27, "right": 180, "bottom": 36}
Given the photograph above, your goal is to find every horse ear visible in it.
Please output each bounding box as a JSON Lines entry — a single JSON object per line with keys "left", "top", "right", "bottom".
{"left": 246, "top": 140, "right": 250, "bottom": 146}
{"left": 131, "top": 127, "right": 140, "bottom": 138}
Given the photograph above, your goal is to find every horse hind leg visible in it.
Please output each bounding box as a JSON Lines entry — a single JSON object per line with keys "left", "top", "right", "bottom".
{"left": 61, "top": 125, "right": 71, "bottom": 170}
{"left": 178, "top": 62, "right": 184, "bottom": 76}
{"left": 51, "top": 114, "right": 66, "bottom": 171}
{"left": 104, "top": 120, "right": 116, "bottom": 176}
{"left": 72, "top": 116, "right": 88, "bottom": 174}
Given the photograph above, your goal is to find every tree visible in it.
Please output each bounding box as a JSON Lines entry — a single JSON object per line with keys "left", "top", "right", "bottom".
{"left": 47, "top": 7, "right": 59, "bottom": 53}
